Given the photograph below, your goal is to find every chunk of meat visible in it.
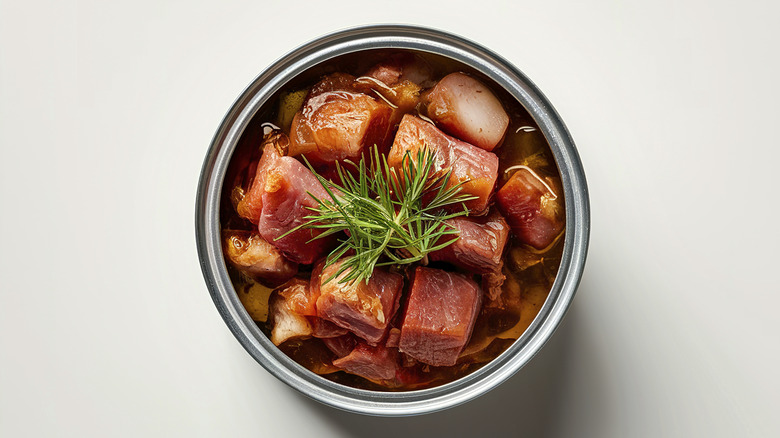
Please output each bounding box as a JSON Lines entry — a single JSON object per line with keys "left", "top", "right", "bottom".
{"left": 430, "top": 210, "right": 509, "bottom": 274}
{"left": 310, "top": 317, "right": 349, "bottom": 339}
{"left": 276, "top": 278, "right": 318, "bottom": 316}
{"left": 289, "top": 73, "right": 392, "bottom": 163}
{"left": 385, "top": 328, "right": 401, "bottom": 348}
{"left": 268, "top": 279, "right": 317, "bottom": 346}
{"left": 364, "top": 53, "right": 435, "bottom": 88}
{"left": 258, "top": 156, "right": 337, "bottom": 264}
{"left": 399, "top": 267, "right": 483, "bottom": 366}
{"left": 388, "top": 115, "right": 499, "bottom": 214}
{"left": 424, "top": 72, "right": 509, "bottom": 151}
{"left": 332, "top": 342, "right": 400, "bottom": 381}
{"left": 354, "top": 77, "right": 422, "bottom": 126}
{"left": 496, "top": 167, "right": 564, "bottom": 249}
{"left": 322, "top": 334, "right": 357, "bottom": 358}
{"left": 235, "top": 131, "right": 287, "bottom": 224}
{"left": 222, "top": 230, "right": 298, "bottom": 287}
{"left": 315, "top": 258, "right": 404, "bottom": 345}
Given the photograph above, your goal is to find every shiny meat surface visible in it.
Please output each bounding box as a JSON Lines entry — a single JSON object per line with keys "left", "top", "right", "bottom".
{"left": 289, "top": 73, "right": 392, "bottom": 163}
{"left": 424, "top": 72, "right": 509, "bottom": 151}
{"left": 496, "top": 167, "right": 564, "bottom": 249}
{"left": 399, "top": 267, "right": 483, "bottom": 366}
{"left": 235, "top": 133, "right": 286, "bottom": 224}
{"left": 364, "top": 52, "right": 434, "bottom": 88}
{"left": 315, "top": 258, "right": 404, "bottom": 345}
{"left": 429, "top": 210, "right": 510, "bottom": 274}
{"left": 388, "top": 115, "right": 499, "bottom": 214}
{"left": 257, "top": 156, "right": 337, "bottom": 264}
{"left": 222, "top": 230, "right": 298, "bottom": 287}
{"left": 322, "top": 334, "right": 357, "bottom": 358}
{"left": 310, "top": 317, "right": 349, "bottom": 339}
{"left": 332, "top": 342, "right": 400, "bottom": 381}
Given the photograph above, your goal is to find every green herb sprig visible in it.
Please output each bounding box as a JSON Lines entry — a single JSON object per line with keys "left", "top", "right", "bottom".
{"left": 282, "top": 146, "right": 476, "bottom": 285}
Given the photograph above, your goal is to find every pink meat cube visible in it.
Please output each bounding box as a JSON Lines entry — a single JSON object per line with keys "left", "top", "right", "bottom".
{"left": 364, "top": 52, "right": 434, "bottom": 87}
{"left": 399, "top": 267, "right": 483, "bottom": 366}
{"left": 258, "top": 156, "right": 337, "bottom": 264}
{"left": 310, "top": 317, "right": 349, "bottom": 339}
{"left": 430, "top": 210, "right": 510, "bottom": 274}
{"left": 315, "top": 258, "right": 404, "bottom": 345}
{"left": 332, "top": 342, "right": 400, "bottom": 381}
{"left": 388, "top": 115, "right": 499, "bottom": 215}
{"left": 235, "top": 132, "right": 286, "bottom": 224}
{"left": 496, "top": 167, "right": 564, "bottom": 249}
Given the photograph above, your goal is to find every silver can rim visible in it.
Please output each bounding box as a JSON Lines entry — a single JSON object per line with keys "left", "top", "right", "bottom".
{"left": 195, "top": 24, "right": 590, "bottom": 417}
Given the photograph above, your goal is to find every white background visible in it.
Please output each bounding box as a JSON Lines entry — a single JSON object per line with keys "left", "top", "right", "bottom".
{"left": 1, "top": 0, "right": 778, "bottom": 436}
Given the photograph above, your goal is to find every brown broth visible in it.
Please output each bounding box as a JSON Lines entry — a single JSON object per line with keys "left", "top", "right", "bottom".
{"left": 221, "top": 49, "right": 565, "bottom": 391}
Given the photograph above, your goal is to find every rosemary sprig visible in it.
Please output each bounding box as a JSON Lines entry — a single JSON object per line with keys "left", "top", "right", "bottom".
{"left": 280, "top": 146, "right": 476, "bottom": 285}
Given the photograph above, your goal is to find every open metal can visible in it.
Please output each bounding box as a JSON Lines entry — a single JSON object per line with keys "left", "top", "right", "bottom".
{"left": 195, "top": 24, "right": 589, "bottom": 416}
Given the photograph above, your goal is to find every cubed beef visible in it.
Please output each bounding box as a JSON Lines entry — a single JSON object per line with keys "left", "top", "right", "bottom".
{"left": 257, "top": 156, "right": 337, "bottom": 264}
{"left": 399, "top": 267, "right": 483, "bottom": 366}
{"left": 310, "top": 317, "right": 349, "bottom": 339}
{"left": 322, "top": 334, "right": 357, "bottom": 358}
{"left": 424, "top": 72, "right": 509, "bottom": 151}
{"left": 235, "top": 131, "right": 287, "bottom": 224}
{"left": 315, "top": 258, "right": 404, "bottom": 345}
{"left": 332, "top": 342, "right": 400, "bottom": 381}
{"left": 430, "top": 210, "right": 509, "bottom": 274}
{"left": 496, "top": 167, "right": 564, "bottom": 249}
{"left": 268, "top": 278, "right": 317, "bottom": 346}
{"left": 222, "top": 230, "right": 298, "bottom": 287}
{"left": 388, "top": 115, "right": 499, "bottom": 215}
{"left": 289, "top": 73, "right": 392, "bottom": 163}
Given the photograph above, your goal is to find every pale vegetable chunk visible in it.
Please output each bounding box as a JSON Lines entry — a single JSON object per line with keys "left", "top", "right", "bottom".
{"left": 425, "top": 72, "right": 509, "bottom": 151}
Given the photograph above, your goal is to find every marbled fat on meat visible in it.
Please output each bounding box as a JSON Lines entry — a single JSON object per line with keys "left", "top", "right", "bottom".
{"left": 388, "top": 115, "right": 499, "bottom": 214}
{"left": 315, "top": 258, "right": 404, "bottom": 345}
{"left": 222, "top": 230, "right": 298, "bottom": 287}
{"left": 332, "top": 342, "right": 400, "bottom": 382}
{"left": 289, "top": 73, "right": 392, "bottom": 163}
{"left": 496, "top": 168, "right": 564, "bottom": 250}
{"left": 429, "top": 210, "right": 509, "bottom": 274}
{"left": 268, "top": 279, "right": 317, "bottom": 346}
{"left": 257, "top": 156, "right": 337, "bottom": 264}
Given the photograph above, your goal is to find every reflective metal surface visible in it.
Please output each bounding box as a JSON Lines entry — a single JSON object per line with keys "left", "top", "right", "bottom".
{"left": 196, "top": 24, "right": 590, "bottom": 416}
